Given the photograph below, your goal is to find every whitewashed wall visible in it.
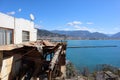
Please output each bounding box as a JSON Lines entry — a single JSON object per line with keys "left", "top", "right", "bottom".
{"left": 0, "top": 13, "right": 14, "bottom": 29}
{"left": 0, "top": 12, "right": 37, "bottom": 44}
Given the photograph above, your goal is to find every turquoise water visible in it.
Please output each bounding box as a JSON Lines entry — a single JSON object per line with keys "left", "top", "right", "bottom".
{"left": 66, "top": 40, "right": 120, "bottom": 72}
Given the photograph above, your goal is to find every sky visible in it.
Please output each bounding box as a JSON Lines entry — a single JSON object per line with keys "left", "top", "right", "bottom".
{"left": 0, "top": 0, "right": 120, "bottom": 34}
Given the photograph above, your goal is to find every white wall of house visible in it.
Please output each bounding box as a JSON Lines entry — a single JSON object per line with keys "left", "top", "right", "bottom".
{"left": 0, "top": 13, "right": 14, "bottom": 29}
{"left": 0, "top": 12, "right": 37, "bottom": 44}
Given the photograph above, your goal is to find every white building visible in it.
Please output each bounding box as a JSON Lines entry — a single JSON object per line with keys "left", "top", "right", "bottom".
{"left": 0, "top": 12, "right": 37, "bottom": 45}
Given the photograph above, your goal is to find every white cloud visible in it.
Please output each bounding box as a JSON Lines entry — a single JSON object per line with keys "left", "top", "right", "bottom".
{"left": 67, "top": 21, "right": 82, "bottom": 26}
{"left": 74, "top": 25, "right": 80, "bottom": 29}
{"left": 66, "top": 21, "right": 120, "bottom": 34}
{"left": 66, "top": 21, "right": 96, "bottom": 32}
{"left": 65, "top": 21, "right": 112, "bottom": 33}
{"left": 73, "top": 25, "right": 96, "bottom": 32}
{"left": 67, "top": 24, "right": 95, "bottom": 32}
{"left": 18, "top": 8, "right": 22, "bottom": 12}
{"left": 86, "top": 22, "right": 94, "bottom": 25}
{"left": 7, "top": 8, "right": 22, "bottom": 16}
{"left": 63, "top": 28, "right": 71, "bottom": 31}
{"left": 7, "top": 11, "right": 15, "bottom": 15}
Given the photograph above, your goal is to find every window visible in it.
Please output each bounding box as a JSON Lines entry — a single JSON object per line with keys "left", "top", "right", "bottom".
{"left": 0, "top": 28, "right": 13, "bottom": 45}
{"left": 22, "top": 31, "right": 30, "bottom": 42}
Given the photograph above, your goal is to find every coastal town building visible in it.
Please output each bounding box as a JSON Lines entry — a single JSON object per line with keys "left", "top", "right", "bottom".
{"left": 0, "top": 12, "right": 37, "bottom": 45}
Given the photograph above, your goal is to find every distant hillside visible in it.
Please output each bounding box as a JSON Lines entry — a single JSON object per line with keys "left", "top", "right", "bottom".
{"left": 90, "top": 32, "right": 108, "bottom": 39}
{"left": 52, "top": 30, "right": 91, "bottom": 37}
{"left": 37, "top": 29, "right": 66, "bottom": 40}
{"left": 52, "top": 30, "right": 109, "bottom": 39}
{"left": 37, "top": 29, "right": 120, "bottom": 40}
{"left": 111, "top": 32, "right": 120, "bottom": 39}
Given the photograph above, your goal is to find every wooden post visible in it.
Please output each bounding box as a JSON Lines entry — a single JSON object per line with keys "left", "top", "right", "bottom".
{"left": 60, "top": 43, "right": 67, "bottom": 79}
{"left": 0, "top": 51, "right": 3, "bottom": 66}
{"left": 0, "top": 53, "right": 13, "bottom": 80}
{"left": 48, "top": 70, "right": 52, "bottom": 80}
{"left": 31, "top": 77, "right": 40, "bottom": 80}
{"left": 49, "top": 46, "right": 62, "bottom": 71}
{"left": 0, "top": 51, "right": 3, "bottom": 79}
{"left": 60, "top": 50, "right": 66, "bottom": 79}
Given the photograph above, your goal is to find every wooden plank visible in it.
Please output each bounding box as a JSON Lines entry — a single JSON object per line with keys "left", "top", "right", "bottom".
{"left": 0, "top": 45, "right": 23, "bottom": 51}
{"left": 60, "top": 50, "right": 66, "bottom": 79}
{"left": 0, "top": 56, "right": 13, "bottom": 80}
{"left": 48, "top": 70, "right": 52, "bottom": 80}
{"left": 0, "top": 41, "right": 39, "bottom": 51}
{"left": 9, "top": 54, "right": 22, "bottom": 79}
{"left": 43, "top": 40, "right": 55, "bottom": 46}
{"left": 0, "top": 51, "right": 3, "bottom": 79}
{"left": 49, "top": 46, "right": 62, "bottom": 71}
{"left": 0, "top": 51, "right": 3, "bottom": 66}
{"left": 61, "top": 66, "right": 66, "bottom": 79}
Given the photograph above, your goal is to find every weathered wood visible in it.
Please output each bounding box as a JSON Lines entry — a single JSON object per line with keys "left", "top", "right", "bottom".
{"left": 0, "top": 44, "right": 23, "bottom": 51}
{"left": 104, "top": 71, "right": 118, "bottom": 78}
{"left": 60, "top": 50, "right": 66, "bottom": 79}
{"left": 0, "top": 51, "right": 3, "bottom": 66}
{"left": 48, "top": 70, "right": 52, "bottom": 80}
{"left": 49, "top": 46, "right": 62, "bottom": 71}
{"left": 9, "top": 54, "right": 22, "bottom": 80}
{"left": 0, "top": 41, "right": 43, "bottom": 51}
{"left": 0, "top": 56, "right": 13, "bottom": 80}
{"left": 0, "top": 41, "right": 67, "bottom": 80}
{"left": 43, "top": 40, "right": 55, "bottom": 47}
{"left": 0, "top": 51, "right": 3, "bottom": 79}
{"left": 61, "top": 66, "right": 66, "bottom": 79}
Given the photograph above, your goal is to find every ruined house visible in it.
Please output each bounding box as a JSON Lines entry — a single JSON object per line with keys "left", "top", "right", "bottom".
{"left": 0, "top": 12, "right": 66, "bottom": 80}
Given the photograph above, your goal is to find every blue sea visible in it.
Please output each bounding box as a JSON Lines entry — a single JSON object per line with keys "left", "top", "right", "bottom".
{"left": 66, "top": 40, "right": 120, "bottom": 72}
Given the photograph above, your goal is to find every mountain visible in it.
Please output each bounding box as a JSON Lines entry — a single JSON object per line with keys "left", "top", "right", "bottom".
{"left": 37, "top": 29, "right": 120, "bottom": 40}
{"left": 37, "top": 29, "right": 66, "bottom": 40}
{"left": 90, "top": 32, "right": 108, "bottom": 39}
{"left": 111, "top": 32, "right": 120, "bottom": 39}
{"left": 106, "top": 34, "right": 113, "bottom": 36}
{"left": 52, "top": 30, "right": 109, "bottom": 39}
{"left": 52, "top": 30, "right": 91, "bottom": 37}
